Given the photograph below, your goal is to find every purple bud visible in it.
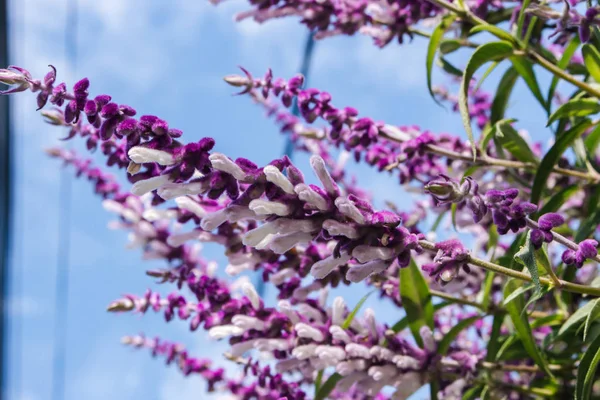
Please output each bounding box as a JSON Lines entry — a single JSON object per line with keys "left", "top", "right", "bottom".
{"left": 580, "top": 23, "right": 592, "bottom": 43}
{"left": 538, "top": 213, "right": 564, "bottom": 231}
{"left": 100, "top": 102, "right": 120, "bottom": 119}
{"left": 64, "top": 100, "right": 78, "bottom": 124}
{"left": 43, "top": 65, "right": 56, "bottom": 86}
{"left": 562, "top": 249, "right": 576, "bottom": 265}
{"left": 530, "top": 229, "right": 544, "bottom": 249}
{"left": 36, "top": 91, "right": 49, "bottom": 110}
{"left": 369, "top": 211, "right": 402, "bottom": 227}
{"left": 84, "top": 100, "right": 98, "bottom": 116}
{"left": 73, "top": 78, "right": 90, "bottom": 94}
{"left": 152, "top": 119, "right": 169, "bottom": 135}
{"left": 94, "top": 95, "right": 111, "bottom": 106}
{"left": 579, "top": 239, "right": 598, "bottom": 259}
{"left": 116, "top": 119, "right": 138, "bottom": 136}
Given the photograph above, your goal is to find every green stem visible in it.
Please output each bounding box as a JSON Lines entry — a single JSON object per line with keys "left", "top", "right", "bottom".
{"left": 419, "top": 240, "right": 600, "bottom": 297}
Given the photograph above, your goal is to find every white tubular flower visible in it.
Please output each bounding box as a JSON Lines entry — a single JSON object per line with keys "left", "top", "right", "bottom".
{"left": 346, "top": 259, "right": 390, "bottom": 283}
{"left": 224, "top": 262, "right": 253, "bottom": 276}
{"left": 268, "top": 232, "right": 314, "bottom": 254}
{"left": 310, "top": 358, "right": 328, "bottom": 371}
{"left": 344, "top": 343, "right": 371, "bottom": 359}
{"left": 241, "top": 281, "right": 261, "bottom": 309}
{"left": 278, "top": 300, "right": 300, "bottom": 324}
{"left": 232, "top": 315, "right": 265, "bottom": 332}
{"left": 269, "top": 268, "right": 296, "bottom": 285}
{"left": 102, "top": 199, "right": 126, "bottom": 215}
{"left": 310, "top": 155, "right": 338, "bottom": 196}
{"left": 128, "top": 146, "right": 175, "bottom": 165}
{"left": 318, "top": 287, "right": 328, "bottom": 308}
{"left": 310, "top": 252, "right": 351, "bottom": 279}
{"left": 225, "top": 205, "right": 259, "bottom": 222}
{"left": 294, "top": 184, "right": 329, "bottom": 211}
{"left": 166, "top": 231, "right": 201, "bottom": 247}
{"left": 175, "top": 196, "right": 206, "bottom": 218}
{"left": 368, "top": 365, "right": 397, "bottom": 381}
{"left": 292, "top": 282, "right": 321, "bottom": 301}
{"left": 351, "top": 245, "right": 396, "bottom": 263}
{"left": 392, "top": 355, "right": 421, "bottom": 369}
{"left": 249, "top": 199, "right": 291, "bottom": 216}
{"left": 332, "top": 296, "right": 346, "bottom": 326}
{"left": 229, "top": 339, "right": 257, "bottom": 358}
{"left": 297, "top": 304, "right": 324, "bottom": 323}
{"left": 363, "top": 308, "right": 378, "bottom": 337}
{"left": 135, "top": 220, "right": 157, "bottom": 238}
{"left": 295, "top": 323, "right": 325, "bottom": 342}
{"left": 369, "top": 346, "right": 394, "bottom": 362}
{"left": 142, "top": 208, "right": 177, "bottom": 221}
{"left": 200, "top": 209, "right": 228, "bottom": 231}
{"left": 263, "top": 165, "right": 295, "bottom": 194}
{"left": 420, "top": 326, "right": 437, "bottom": 353}
{"left": 336, "top": 359, "right": 367, "bottom": 376}
{"left": 334, "top": 197, "right": 365, "bottom": 224}
{"left": 274, "top": 218, "right": 319, "bottom": 235}
{"left": 254, "top": 338, "right": 290, "bottom": 352}
{"left": 315, "top": 345, "right": 346, "bottom": 363}
{"left": 208, "top": 153, "right": 247, "bottom": 180}
{"left": 329, "top": 326, "right": 351, "bottom": 344}
{"left": 243, "top": 221, "right": 278, "bottom": 247}
{"left": 291, "top": 344, "right": 317, "bottom": 360}
{"left": 322, "top": 219, "right": 360, "bottom": 239}
{"left": 131, "top": 175, "right": 172, "bottom": 196}
{"left": 208, "top": 325, "right": 245, "bottom": 339}
{"left": 157, "top": 181, "right": 209, "bottom": 200}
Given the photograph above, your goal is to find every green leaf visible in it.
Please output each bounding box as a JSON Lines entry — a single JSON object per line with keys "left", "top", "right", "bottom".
{"left": 460, "top": 41, "right": 515, "bottom": 159}
{"left": 531, "top": 120, "right": 593, "bottom": 205}
{"left": 341, "top": 290, "right": 374, "bottom": 329}
{"left": 462, "top": 385, "right": 484, "bottom": 400}
{"left": 314, "top": 370, "right": 324, "bottom": 394}
{"left": 516, "top": 0, "right": 531, "bottom": 40}
{"left": 451, "top": 203, "right": 458, "bottom": 231}
{"left": 494, "top": 119, "right": 538, "bottom": 163}
{"left": 585, "top": 124, "right": 600, "bottom": 152}
{"left": 438, "top": 57, "right": 463, "bottom": 77}
{"left": 576, "top": 331, "right": 600, "bottom": 399}
{"left": 582, "top": 43, "right": 600, "bottom": 83}
{"left": 480, "top": 271, "right": 495, "bottom": 311}
{"left": 427, "top": 15, "right": 456, "bottom": 103}
{"left": 510, "top": 56, "right": 547, "bottom": 111}
{"left": 546, "top": 98, "right": 600, "bottom": 126}
{"left": 538, "top": 184, "right": 579, "bottom": 215}
{"left": 503, "top": 283, "right": 534, "bottom": 306}
{"left": 399, "top": 259, "right": 434, "bottom": 347}
{"left": 548, "top": 36, "right": 580, "bottom": 107}
{"left": 584, "top": 300, "right": 600, "bottom": 340}
{"left": 390, "top": 301, "right": 451, "bottom": 334}
{"left": 430, "top": 381, "right": 439, "bottom": 400}
{"left": 503, "top": 279, "right": 554, "bottom": 377}
{"left": 490, "top": 67, "right": 519, "bottom": 124}
{"left": 531, "top": 313, "right": 565, "bottom": 329}
{"left": 486, "top": 313, "right": 505, "bottom": 362}
{"left": 474, "top": 61, "right": 500, "bottom": 92}
{"left": 513, "top": 231, "right": 541, "bottom": 295}
{"left": 439, "top": 39, "right": 462, "bottom": 55}
{"left": 470, "top": 25, "right": 517, "bottom": 44}
{"left": 557, "top": 299, "right": 600, "bottom": 338}
{"left": 438, "top": 316, "right": 482, "bottom": 355}
{"left": 314, "top": 373, "right": 342, "bottom": 400}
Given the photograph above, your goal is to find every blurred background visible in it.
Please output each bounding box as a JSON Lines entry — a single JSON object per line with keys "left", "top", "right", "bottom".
{"left": 0, "top": 0, "right": 552, "bottom": 399}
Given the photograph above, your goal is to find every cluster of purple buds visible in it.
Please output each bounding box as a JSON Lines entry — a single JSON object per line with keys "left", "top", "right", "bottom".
{"left": 562, "top": 239, "right": 599, "bottom": 268}
{"left": 530, "top": 213, "right": 565, "bottom": 249}
{"left": 422, "top": 239, "right": 471, "bottom": 285}
{"left": 484, "top": 189, "right": 538, "bottom": 235}
{"left": 528, "top": 3, "right": 600, "bottom": 43}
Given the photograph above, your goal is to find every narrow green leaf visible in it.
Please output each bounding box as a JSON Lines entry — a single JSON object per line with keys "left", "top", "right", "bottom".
{"left": 495, "top": 119, "right": 538, "bottom": 163}
{"left": 439, "top": 39, "right": 462, "bottom": 55}
{"left": 474, "top": 61, "right": 500, "bottom": 92}
{"left": 460, "top": 41, "right": 515, "bottom": 159}
{"left": 531, "top": 314, "right": 565, "bottom": 329}
{"left": 538, "top": 184, "right": 579, "bottom": 215}
{"left": 427, "top": 15, "right": 456, "bottom": 103}
{"left": 584, "top": 124, "right": 600, "bottom": 152}
{"left": 510, "top": 55, "right": 547, "bottom": 111}
{"left": 546, "top": 98, "right": 600, "bottom": 126}
{"left": 430, "top": 381, "right": 439, "bottom": 400}
{"left": 341, "top": 290, "right": 374, "bottom": 329}
{"left": 486, "top": 313, "right": 505, "bottom": 362}
{"left": 438, "top": 57, "right": 463, "bottom": 77}
{"left": 314, "top": 370, "right": 324, "bottom": 394}
{"left": 548, "top": 36, "right": 580, "bottom": 107}
{"left": 576, "top": 331, "right": 600, "bottom": 399}
{"left": 513, "top": 231, "right": 541, "bottom": 295}
{"left": 531, "top": 120, "right": 593, "bottom": 205}
{"left": 438, "top": 316, "right": 482, "bottom": 355}
{"left": 584, "top": 300, "right": 600, "bottom": 340}
{"left": 582, "top": 43, "right": 600, "bottom": 83}
{"left": 470, "top": 25, "right": 517, "bottom": 44}
{"left": 490, "top": 67, "right": 519, "bottom": 124}
{"left": 390, "top": 301, "right": 451, "bottom": 334}
{"left": 516, "top": 0, "right": 531, "bottom": 40}
{"left": 557, "top": 299, "right": 600, "bottom": 338}
{"left": 503, "top": 283, "right": 534, "bottom": 306}
{"left": 399, "top": 259, "right": 434, "bottom": 347}
{"left": 314, "top": 373, "right": 343, "bottom": 400}
{"left": 451, "top": 203, "right": 458, "bottom": 231}
{"left": 462, "top": 385, "right": 484, "bottom": 400}
{"left": 480, "top": 271, "right": 495, "bottom": 311}
{"left": 503, "top": 279, "right": 554, "bottom": 377}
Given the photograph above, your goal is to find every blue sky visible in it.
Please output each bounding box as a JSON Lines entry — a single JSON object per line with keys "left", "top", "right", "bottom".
{"left": 3, "top": 1, "right": 557, "bottom": 399}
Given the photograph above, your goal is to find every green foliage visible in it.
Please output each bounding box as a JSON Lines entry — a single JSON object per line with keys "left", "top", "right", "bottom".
{"left": 399, "top": 259, "right": 434, "bottom": 348}
{"left": 314, "top": 373, "right": 343, "bottom": 400}
{"left": 546, "top": 98, "right": 600, "bottom": 126}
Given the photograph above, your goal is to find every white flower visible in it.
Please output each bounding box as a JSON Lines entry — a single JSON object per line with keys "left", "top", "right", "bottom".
{"left": 208, "top": 325, "right": 245, "bottom": 339}
{"left": 263, "top": 165, "right": 295, "bottom": 194}
{"left": 241, "top": 281, "right": 261, "bottom": 309}
{"left": 249, "top": 199, "right": 291, "bottom": 216}
{"left": 208, "top": 153, "right": 247, "bottom": 180}
{"left": 128, "top": 146, "right": 175, "bottom": 165}
{"left": 351, "top": 245, "right": 396, "bottom": 263}
{"left": 295, "top": 184, "right": 329, "bottom": 211}
{"left": 334, "top": 197, "right": 365, "bottom": 224}
{"left": 310, "top": 252, "right": 351, "bottom": 279}
{"left": 295, "top": 323, "right": 325, "bottom": 342}
{"left": 345, "top": 343, "right": 371, "bottom": 359}
{"left": 131, "top": 175, "right": 172, "bottom": 196}
{"left": 310, "top": 155, "right": 338, "bottom": 195}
